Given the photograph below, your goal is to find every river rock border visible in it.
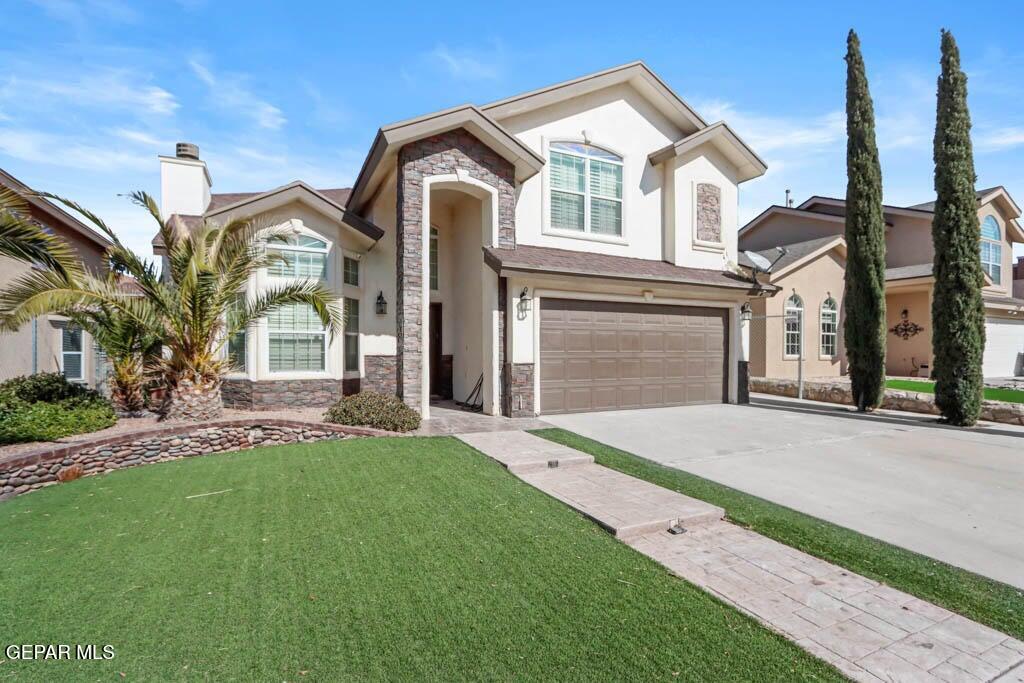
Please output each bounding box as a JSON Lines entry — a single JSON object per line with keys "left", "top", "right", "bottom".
{"left": 751, "top": 377, "right": 1024, "bottom": 425}
{"left": 0, "top": 419, "right": 391, "bottom": 501}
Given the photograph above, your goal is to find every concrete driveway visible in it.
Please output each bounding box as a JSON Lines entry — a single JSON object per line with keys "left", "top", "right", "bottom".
{"left": 544, "top": 395, "right": 1024, "bottom": 589}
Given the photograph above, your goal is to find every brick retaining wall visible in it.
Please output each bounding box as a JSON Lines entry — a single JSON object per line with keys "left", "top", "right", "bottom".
{"left": 0, "top": 419, "right": 388, "bottom": 501}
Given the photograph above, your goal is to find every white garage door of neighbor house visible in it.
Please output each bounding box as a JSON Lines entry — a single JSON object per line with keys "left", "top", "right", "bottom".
{"left": 983, "top": 318, "right": 1024, "bottom": 377}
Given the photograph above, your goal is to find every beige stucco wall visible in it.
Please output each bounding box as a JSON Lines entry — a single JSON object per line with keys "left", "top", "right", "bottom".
{"left": 0, "top": 203, "right": 108, "bottom": 386}
{"left": 885, "top": 289, "right": 932, "bottom": 377}
{"left": 753, "top": 250, "right": 846, "bottom": 379}
{"left": 740, "top": 212, "right": 844, "bottom": 252}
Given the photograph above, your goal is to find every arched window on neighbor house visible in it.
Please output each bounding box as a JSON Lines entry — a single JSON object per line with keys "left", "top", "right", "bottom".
{"left": 784, "top": 294, "right": 803, "bottom": 359}
{"left": 820, "top": 297, "right": 838, "bottom": 358}
{"left": 981, "top": 215, "right": 1002, "bottom": 284}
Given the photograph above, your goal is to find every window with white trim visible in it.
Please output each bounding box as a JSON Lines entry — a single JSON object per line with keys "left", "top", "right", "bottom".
{"left": 784, "top": 294, "right": 803, "bottom": 358}
{"left": 268, "top": 303, "right": 326, "bottom": 372}
{"left": 227, "top": 294, "right": 246, "bottom": 372}
{"left": 344, "top": 298, "right": 360, "bottom": 372}
{"left": 981, "top": 215, "right": 1002, "bottom": 284}
{"left": 549, "top": 141, "right": 623, "bottom": 236}
{"left": 267, "top": 234, "right": 328, "bottom": 280}
{"left": 429, "top": 227, "right": 439, "bottom": 291}
{"left": 61, "top": 325, "right": 84, "bottom": 380}
{"left": 820, "top": 297, "right": 838, "bottom": 358}
{"left": 343, "top": 256, "right": 359, "bottom": 286}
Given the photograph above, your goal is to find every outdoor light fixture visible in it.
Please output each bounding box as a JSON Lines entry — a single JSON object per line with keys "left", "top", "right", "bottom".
{"left": 519, "top": 286, "right": 530, "bottom": 301}
{"left": 740, "top": 302, "right": 752, "bottom": 322}
{"left": 517, "top": 287, "right": 532, "bottom": 315}
{"left": 375, "top": 291, "right": 387, "bottom": 315}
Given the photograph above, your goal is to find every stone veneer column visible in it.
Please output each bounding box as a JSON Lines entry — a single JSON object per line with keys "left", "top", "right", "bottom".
{"left": 396, "top": 128, "right": 516, "bottom": 413}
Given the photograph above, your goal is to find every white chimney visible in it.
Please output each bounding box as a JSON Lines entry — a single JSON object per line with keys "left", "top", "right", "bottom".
{"left": 159, "top": 142, "right": 212, "bottom": 218}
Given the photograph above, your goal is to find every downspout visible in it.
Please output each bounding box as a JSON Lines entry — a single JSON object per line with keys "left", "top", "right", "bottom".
{"left": 31, "top": 317, "right": 38, "bottom": 374}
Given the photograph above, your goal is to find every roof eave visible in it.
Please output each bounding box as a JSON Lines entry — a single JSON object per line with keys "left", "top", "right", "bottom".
{"left": 346, "top": 105, "right": 545, "bottom": 214}
{"left": 649, "top": 122, "right": 767, "bottom": 183}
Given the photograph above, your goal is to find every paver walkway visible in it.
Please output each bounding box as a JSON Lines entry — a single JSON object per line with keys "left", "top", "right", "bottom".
{"left": 457, "top": 430, "right": 1024, "bottom": 683}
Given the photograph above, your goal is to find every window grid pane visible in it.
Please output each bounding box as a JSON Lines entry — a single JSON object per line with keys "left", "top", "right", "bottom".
{"left": 981, "top": 240, "right": 1002, "bottom": 284}
{"left": 429, "top": 229, "right": 439, "bottom": 291}
{"left": 550, "top": 152, "right": 586, "bottom": 192}
{"left": 784, "top": 297, "right": 803, "bottom": 358}
{"left": 268, "top": 303, "right": 325, "bottom": 332}
{"left": 343, "top": 256, "right": 359, "bottom": 286}
{"left": 269, "top": 334, "right": 325, "bottom": 372}
{"left": 589, "top": 160, "right": 622, "bottom": 199}
{"left": 551, "top": 191, "right": 585, "bottom": 231}
{"left": 820, "top": 302, "right": 837, "bottom": 357}
{"left": 344, "top": 298, "right": 360, "bottom": 372}
{"left": 590, "top": 198, "right": 622, "bottom": 236}
{"left": 61, "top": 326, "right": 83, "bottom": 380}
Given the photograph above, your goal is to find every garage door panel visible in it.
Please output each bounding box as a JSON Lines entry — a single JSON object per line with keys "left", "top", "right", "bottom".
{"left": 539, "top": 298, "right": 728, "bottom": 415}
{"left": 983, "top": 317, "right": 1024, "bottom": 377}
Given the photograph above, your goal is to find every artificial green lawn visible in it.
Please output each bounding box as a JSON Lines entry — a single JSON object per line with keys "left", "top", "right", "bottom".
{"left": 0, "top": 437, "right": 842, "bottom": 682}
{"left": 886, "top": 378, "right": 1024, "bottom": 404}
{"left": 531, "top": 428, "right": 1024, "bottom": 643}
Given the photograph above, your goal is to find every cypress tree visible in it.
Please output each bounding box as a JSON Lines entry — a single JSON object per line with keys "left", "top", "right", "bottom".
{"left": 843, "top": 30, "right": 887, "bottom": 411}
{"left": 931, "top": 29, "right": 985, "bottom": 426}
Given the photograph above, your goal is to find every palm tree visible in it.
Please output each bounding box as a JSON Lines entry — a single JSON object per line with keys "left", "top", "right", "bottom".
{"left": 0, "top": 191, "right": 343, "bottom": 421}
{"left": 0, "top": 187, "right": 80, "bottom": 277}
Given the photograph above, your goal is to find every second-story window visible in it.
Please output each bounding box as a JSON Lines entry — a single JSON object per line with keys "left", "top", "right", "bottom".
{"left": 267, "top": 234, "right": 328, "bottom": 280}
{"left": 549, "top": 141, "right": 623, "bottom": 237}
{"left": 343, "top": 256, "right": 360, "bottom": 286}
{"left": 981, "top": 215, "right": 1002, "bottom": 284}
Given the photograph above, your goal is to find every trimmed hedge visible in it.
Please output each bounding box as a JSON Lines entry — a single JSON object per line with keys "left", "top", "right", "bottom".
{"left": 325, "top": 391, "right": 421, "bottom": 433}
{"left": 0, "top": 373, "right": 116, "bottom": 445}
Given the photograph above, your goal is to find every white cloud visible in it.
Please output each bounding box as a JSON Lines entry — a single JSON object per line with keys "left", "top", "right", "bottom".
{"left": 1, "top": 69, "right": 178, "bottom": 115}
{"left": 188, "top": 58, "right": 286, "bottom": 130}
{"left": 29, "top": 0, "right": 139, "bottom": 26}
{"left": 0, "top": 128, "right": 151, "bottom": 172}
{"left": 428, "top": 44, "right": 501, "bottom": 81}
{"left": 695, "top": 99, "right": 844, "bottom": 154}
{"left": 112, "top": 128, "right": 171, "bottom": 147}
{"left": 976, "top": 127, "right": 1024, "bottom": 152}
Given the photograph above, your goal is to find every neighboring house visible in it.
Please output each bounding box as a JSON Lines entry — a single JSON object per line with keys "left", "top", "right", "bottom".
{"left": 0, "top": 168, "right": 112, "bottom": 387}
{"left": 1014, "top": 255, "right": 1024, "bottom": 299}
{"left": 155, "top": 62, "right": 768, "bottom": 417}
{"left": 739, "top": 187, "right": 1024, "bottom": 379}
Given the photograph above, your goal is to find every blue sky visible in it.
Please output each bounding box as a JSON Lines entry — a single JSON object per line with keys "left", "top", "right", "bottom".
{"left": 2, "top": 0, "right": 1022, "bottom": 259}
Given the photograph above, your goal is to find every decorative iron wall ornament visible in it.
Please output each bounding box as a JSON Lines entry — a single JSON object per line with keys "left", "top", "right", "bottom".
{"left": 890, "top": 309, "right": 924, "bottom": 340}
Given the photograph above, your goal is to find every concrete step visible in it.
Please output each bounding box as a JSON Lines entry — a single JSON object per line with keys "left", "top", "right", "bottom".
{"left": 456, "top": 431, "right": 594, "bottom": 474}
{"left": 517, "top": 463, "right": 724, "bottom": 539}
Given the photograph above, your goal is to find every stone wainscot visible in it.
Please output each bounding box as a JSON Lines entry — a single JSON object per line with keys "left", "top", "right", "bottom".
{"left": 0, "top": 419, "right": 389, "bottom": 501}
{"left": 751, "top": 377, "right": 1024, "bottom": 426}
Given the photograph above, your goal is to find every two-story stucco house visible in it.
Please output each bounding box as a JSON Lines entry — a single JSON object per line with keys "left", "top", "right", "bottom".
{"left": 739, "top": 188, "right": 1024, "bottom": 380}
{"left": 0, "top": 168, "right": 113, "bottom": 387}
{"left": 155, "top": 62, "right": 767, "bottom": 417}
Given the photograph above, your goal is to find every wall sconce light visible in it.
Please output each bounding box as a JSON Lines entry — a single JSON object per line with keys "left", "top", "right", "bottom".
{"left": 375, "top": 291, "right": 387, "bottom": 315}
{"left": 740, "top": 302, "right": 752, "bottom": 323}
{"left": 518, "top": 286, "right": 532, "bottom": 311}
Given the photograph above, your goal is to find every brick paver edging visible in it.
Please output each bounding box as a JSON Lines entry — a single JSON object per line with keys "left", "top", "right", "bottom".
{"left": 0, "top": 419, "right": 397, "bottom": 501}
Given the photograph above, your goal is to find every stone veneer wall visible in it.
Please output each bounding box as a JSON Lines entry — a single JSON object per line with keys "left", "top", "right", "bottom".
{"left": 506, "top": 363, "right": 535, "bottom": 418}
{"left": 396, "top": 128, "right": 516, "bottom": 412}
{"left": 222, "top": 378, "right": 344, "bottom": 410}
{"left": 363, "top": 355, "right": 398, "bottom": 396}
{"left": 751, "top": 377, "right": 1024, "bottom": 425}
{"left": 0, "top": 419, "right": 385, "bottom": 501}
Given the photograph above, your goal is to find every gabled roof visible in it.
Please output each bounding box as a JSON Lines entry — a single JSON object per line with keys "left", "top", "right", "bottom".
{"left": 885, "top": 263, "right": 933, "bottom": 282}
{"left": 648, "top": 121, "right": 766, "bottom": 183}
{"left": 0, "top": 167, "right": 112, "bottom": 250}
{"left": 481, "top": 61, "right": 707, "bottom": 134}
{"left": 737, "top": 235, "right": 846, "bottom": 281}
{"left": 153, "top": 182, "right": 382, "bottom": 253}
{"left": 484, "top": 244, "right": 764, "bottom": 292}
{"left": 346, "top": 104, "right": 545, "bottom": 213}
{"left": 738, "top": 205, "right": 851, "bottom": 240}
{"left": 796, "top": 195, "right": 934, "bottom": 219}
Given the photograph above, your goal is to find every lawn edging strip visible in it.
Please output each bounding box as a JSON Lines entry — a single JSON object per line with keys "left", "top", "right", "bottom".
{"left": 0, "top": 418, "right": 393, "bottom": 501}
{"left": 529, "top": 427, "right": 1024, "bottom": 642}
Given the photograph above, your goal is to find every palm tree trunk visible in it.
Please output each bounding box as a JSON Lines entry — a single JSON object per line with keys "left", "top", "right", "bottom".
{"left": 162, "top": 377, "right": 223, "bottom": 422}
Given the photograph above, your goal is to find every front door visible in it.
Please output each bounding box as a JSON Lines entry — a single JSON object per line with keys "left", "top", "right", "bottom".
{"left": 430, "top": 303, "right": 442, "bottom": 396}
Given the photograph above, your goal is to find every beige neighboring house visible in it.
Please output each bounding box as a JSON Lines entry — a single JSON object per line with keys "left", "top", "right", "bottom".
{"left": 154, "top": 61, "right": 771, "bottom": 417}
{"left": 0, "top": 169, "right": 112, "bottom": 387}
{"left": 739, "top": 187, "right": 1024, "bottom": 379}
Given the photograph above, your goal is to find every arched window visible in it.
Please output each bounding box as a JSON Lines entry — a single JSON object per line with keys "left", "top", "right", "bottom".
{"left": 549, "top": 141, "right": 623, "bottom": 236}
{"left": 267, "top": 233, "right": 328, "bottom": 280}
{"left": 784, "top": 294, "right": 803, "bottom": 358}
{"left": 980, "top": 215, "right": 1002, "bottom": 284}
{"left": 820, "top": 297, "right": 838, "bottom": 358}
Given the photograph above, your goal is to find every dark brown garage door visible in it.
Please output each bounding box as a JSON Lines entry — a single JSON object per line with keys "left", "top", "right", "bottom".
{"left": 539, "top": 299, "right": 728, "bottom": 415}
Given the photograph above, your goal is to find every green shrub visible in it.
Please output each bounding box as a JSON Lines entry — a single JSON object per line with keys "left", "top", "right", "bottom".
{"left": 0, "top": 373, "right": 116, "bottom": 445}
{"left": 1, "top": 372, "right": 95, "bottom": 403}
{"left": 325, "top": 392, "right": 421, "bottom": 432}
